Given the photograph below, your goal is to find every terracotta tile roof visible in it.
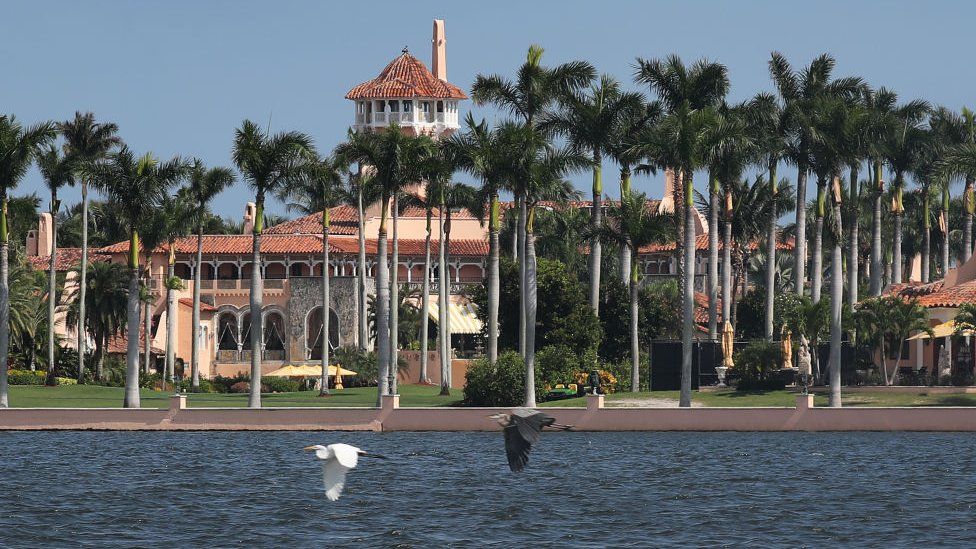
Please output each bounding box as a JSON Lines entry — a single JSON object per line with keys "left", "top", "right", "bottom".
{"left": 265, "top": 206, "right": 360, "bottom": 235}
{"left": 100, "top": 235, "right": 338, "bottom": 255}
{"left": 28, "top": 248, "right": 111, "bottom": 271}
{"left": 638, "top": 235, "right": 796, "bottom": 254}
{"left": 886, "top": 279, "right": 976, "bottom": 308}
{"left": 330, "top": 238, "right": 488, "bottom": 257}
{"left": 345, "top": 53, "right": 467, "bottom": 100}
{"left": 694, "top": 292, "right": 724, "bottom": 327}
{"left": 179, "top": 298, "right": 217, "bottom": 312}
{"left": 105, "top": 331, "right": 163, "bottom": 356}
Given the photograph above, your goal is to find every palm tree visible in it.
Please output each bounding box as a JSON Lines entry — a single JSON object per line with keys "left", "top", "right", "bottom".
{"left": 280, "top": 154, "right": 346, "bottom": 396}
{"left": 154, "top": 191, "right": 195, "bottom": 383}
{"left": 36, "top": 146, "right": 75, "bottom": 383}
{"left": 186, "top": 160, "right": 235, "bottom": 390}
{"left": 85, "top": 146, "right": 185, "bottom": 407}
{"left": 544, "top": 75, "right": 642, "bottom": 315}
{"left": 862, "top": 87, "right": 899, "bottom": 296}
{"left": 608, "top": 101, "right": 661, "bottom": 282}
{"left": 885, "top": 100, "right": 931, "bottom": 284}
{"left": 60, "top": 112, "right": 120, "bottom": 382}
{"left": 590, "top": 192, "right": 674, "bottom": 390}
{"left": 635, "top": 54, "right": 729, "bottom": 407}
{"left": 232, "top": 120, "right": 314, "bottom": 408}
{"left": 337, "top": 124, "right": 433, "bottom": 401}
{"left": 0, "top": 115, "right": 55, "bottom": 407}
{"left": 65, "top": 261, "right": 127, "bottom": 381}
{"left": 768, "top": 53, "right": 861, "bottom": 296}
{"left": 472, "top": 45, "right": 594, "bottom": 358}
{"left": 857, "top": 296, "right": 932, "bottom": 385}
{"left": 447, "top": 115, "right": 523, "bottom": 364}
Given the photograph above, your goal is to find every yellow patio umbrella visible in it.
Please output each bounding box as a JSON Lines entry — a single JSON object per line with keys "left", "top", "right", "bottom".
{"left": 721, "top": 321, "right": 735, "bottom": 368}
{"left": 781, "top": 326, "right": 793, "bottom": 369}
{"left": 265, "top": 364, "right": 358, "bottom": 377}
{"left": 907, "top": 320, "right": 971, "bottom": 340}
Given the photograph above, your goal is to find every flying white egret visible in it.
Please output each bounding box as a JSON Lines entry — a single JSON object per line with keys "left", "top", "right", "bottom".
{"left": 488, "top": 409, "right": 573, "bottom": 472}
{"left": 303, "top": 443, "right": 385, "bottom": 501}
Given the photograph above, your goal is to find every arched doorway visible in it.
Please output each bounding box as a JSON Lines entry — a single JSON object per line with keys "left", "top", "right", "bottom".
{"left": 216, "top": 312, "right": 239, "bottom": 362}
{"left": 306, "top": 306, "right": 340, "bottom": 360}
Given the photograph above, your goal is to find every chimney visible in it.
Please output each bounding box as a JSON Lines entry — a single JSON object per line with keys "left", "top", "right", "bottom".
{"left": 432, "top": 19, "right": 447, "bottom": 81}
{"left": 658, "top": 168, "right": 677, "bottom": 214}
{"left": 27, "top": 213, "right": 53, "bottom": 257}
{"left": 242, "top": 202, "right": 256, "bottom": 235}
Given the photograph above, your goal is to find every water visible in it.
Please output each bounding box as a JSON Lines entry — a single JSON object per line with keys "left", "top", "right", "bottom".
{"left": 2, "top": 431, "right": 975, "bottom": 548}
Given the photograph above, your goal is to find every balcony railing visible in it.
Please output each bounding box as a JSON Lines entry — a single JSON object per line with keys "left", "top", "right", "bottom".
{"left": 356, "top": 110, "right": 459, "bottom": 128}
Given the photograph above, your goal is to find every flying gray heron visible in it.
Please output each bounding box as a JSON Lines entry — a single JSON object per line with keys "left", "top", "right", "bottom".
{"left": 489, "top": 409, "right": 573, "bottom": 472}
{"left": 303, "top": 443, "right": 385, "bottom": 501}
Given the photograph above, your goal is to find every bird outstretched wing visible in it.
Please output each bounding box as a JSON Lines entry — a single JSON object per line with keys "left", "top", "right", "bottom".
{"left": 329, "top": 444, "right": 361, "bottom": 469}
{"left": 321, "top": 459, "right": 351, "bottom": 501}
{"left": 503, "top": 424, "right": 532, "bottom": 472}
{"left": 511, "top": 409, "right": 555, "bottom": 444}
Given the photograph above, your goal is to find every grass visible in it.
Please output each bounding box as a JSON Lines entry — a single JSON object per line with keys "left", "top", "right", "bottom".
{"left": 539, "top": 389, "right": 976, "bottom": 408}
{"left": 4, "top": 384, "right": 463, "bottom": 409}
{"left": 8, "top": 384, "right": 976, "bottom": 409}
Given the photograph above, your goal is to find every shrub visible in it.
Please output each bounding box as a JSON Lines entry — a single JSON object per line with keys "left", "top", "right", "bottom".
{"left": 733, "top": 340, "right": 786, "bottom": 391}
{"left": 536, "top": 345, "right": 589, "bottom": 391}
{"left": 7, "top": 369, "right": 44, "bottom": 385}
{"left": 180, "top": 378, "right": 217, "bottom": 393}
{"left": 333, "top": 346, "right": 378, "bottom": 387}
{"left": 262, "top": 376, "right": 301, "bottom": 393}
{"left": 573, "top": 369, "right": 619, "bottom": 394}
{"left": 229, "top": 381, "right": 251, "bottom": 393}
{"left": 54, "top": 377, "right": 78, "bottom": 386}
{"left": 463, "top": 351, "right": 525, "bottom": 406}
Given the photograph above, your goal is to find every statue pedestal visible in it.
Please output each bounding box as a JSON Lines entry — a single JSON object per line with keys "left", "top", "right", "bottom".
{"left": 715, "top": 367, "right": 728, "bottom": 388}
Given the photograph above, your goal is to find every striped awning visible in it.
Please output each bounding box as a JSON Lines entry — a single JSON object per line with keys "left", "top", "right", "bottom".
{"left": 426, "top": 301, "right": 483, "bottom": 335}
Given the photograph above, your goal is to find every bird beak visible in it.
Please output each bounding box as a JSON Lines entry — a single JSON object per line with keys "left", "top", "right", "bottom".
{"left": 302, "top": 446, "right": 317, "bottom": 452}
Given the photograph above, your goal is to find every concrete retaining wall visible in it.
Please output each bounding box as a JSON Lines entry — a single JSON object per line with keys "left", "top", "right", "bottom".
{"left": 4, "top": 395, "right": 976, "bottom": 431}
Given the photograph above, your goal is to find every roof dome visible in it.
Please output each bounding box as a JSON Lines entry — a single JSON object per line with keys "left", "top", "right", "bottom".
{"left": 345, "top": 52, "right": 467, "bottom": 100}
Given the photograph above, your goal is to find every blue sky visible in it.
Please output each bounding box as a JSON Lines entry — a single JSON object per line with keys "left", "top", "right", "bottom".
{"left": 2, "top": 0, "right": 973, "bottom": 220}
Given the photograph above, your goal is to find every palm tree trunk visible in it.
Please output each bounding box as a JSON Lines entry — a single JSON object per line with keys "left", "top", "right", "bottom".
{"left": 794, "top": 167, "right": 808, "bottom": 295}
{"left": 320, "top": 219, "right": 331, "bottom": 396}
{"left": 123, "top": 231, "right": 141, "bottom": 408}
{"left": 357, "top": 186, "right": 368, "bottom": 351}
{"left": 48, "top": 190, "right": 58, "bottom": 383}
{"left": 419, "top": 208, "right": 432, "bottom": 382}
{"left": 765, "top": 163, "right": 778, "bottom": 341}
{"left": 165, "top": 251, "right": 176, "bottom": 383}
{"left": 0, "top": 196, "right": 9, "bottom": 408}
{"left": 829, "top": 193, "right": 843, "bottom": 408}
{"left": 942, "top": 186, "right": 950, "bottom": 277}
{"left": 78, "top": 179, "right": 89, "bottom": 382}
{"left": 722, "top": 198, "right": 732, "bottom": 328}
{"left": 707, "top": 178, "right": 719, "bottom": 340}
{"left": 437, "top": 201, "right": 449, "bottom": 396}
{"left": 191, "top": 224, "right": 203, "bottom": 389}
{"left": 524, "top": 207, "right": 538, "bottom": 408}
{"left": 518, "top": 194, "right": 527, "bottom": 358}
{"left": 680, "top": 171, "right": 696, "bottom": 408}
{"left": 869, "top": 161, "right": 884, "bottom": 296}
{"left": 375, "top": 195, "right": 391, "bottom": 404}
{"left": 248, "top": 203, "right": 264, "bottom": 409}
{"left": 847, "top": 169, "right": 859, "bottom": 309}
{"left": 893, "top": 212, "right": 903, "bottom": 284}
{"left": 588, "top": 156, "right": 602, "bottom": 315}
{"left": 965, "top": 178, "right": 974, "bottom": 263}
{"left": 811, "top": 180, "right": 826, "bottom": 303}
{"left": 922, "top": 198, "right": 931, "bottom": 283}
{"left": 143, "top": 261, "right": 152, "bottom": 375}
{"left": 629, "top": 251, "right": 640, "bottom": 392}
{"left": 444, "top": 210, "right": 454, "bottom": 389}
{"left": 389, "top": 195, "right": 400, "bottom": 395}
{"left": 620, "top": 167, "right": 632, "bottom": 283}
{"left": 94, "top": 333, "right": 105, "bottom": 382}
{"left": 487, "top": 193, "right": 500, "bottom": 364}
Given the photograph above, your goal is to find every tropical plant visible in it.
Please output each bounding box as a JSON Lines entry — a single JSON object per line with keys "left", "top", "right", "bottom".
{"left": 36, "top": 145, "right": 75, "bottom": 382}
{"left": 884, "top": 99, "right": 931, "bottom": 283}
{"left": 856, "top": 296, "right": 932, "bottom": 385}
{"left": 232, "top": 119, "right": 314, "bottom": 408}
{"left": 587, "top": 191, "right": 674, "bottom": 391}
{"left": 280, "top": 153, "right": 346, "bottom": 395}
{"left": 0, "top": 115, "right": 55, "bottom": 407}
{"left": 186, "top": 160, "right": 235, "bottom": 390}
{"left": 635, "top": 53, "right": 729, "bottom": 407}
{"left": 85, "top": 146, "right": 186, "bottom": 407}
{"left": 65, "top": 261, "right": 128, "bottom": 381}
{"left": 60, "top": 112, "right": 120, "bottom": 382}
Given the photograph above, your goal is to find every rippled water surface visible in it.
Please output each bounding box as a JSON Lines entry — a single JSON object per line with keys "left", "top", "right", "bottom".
{"left": 2, "top": 431, "right": 976, "bottom": 547}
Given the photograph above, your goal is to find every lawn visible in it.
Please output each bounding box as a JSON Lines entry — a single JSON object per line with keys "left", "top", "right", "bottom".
{"left": 4, "top": 384, "right": 463, "bottom": 408}
{"left": 539, "top": 389, "right": 976, "bottom": 408}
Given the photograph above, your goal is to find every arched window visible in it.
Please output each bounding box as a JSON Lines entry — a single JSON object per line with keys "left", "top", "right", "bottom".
{"left": 217, "top": 313, "right": 239, "bottom": 350}
{"left": 241, "top": 312, "right": 253, "bottom": 346}
{"left": 306, "top": 306, "right": 340, "bottom": 360}
{"left": 289, "top": 263, "right": 307, "bottom": 277}
{"left": 265, "top": 263, "right": 286, "bottom": 280}
{"left": 264, "top": 311, "right": 285, "bottom": 351}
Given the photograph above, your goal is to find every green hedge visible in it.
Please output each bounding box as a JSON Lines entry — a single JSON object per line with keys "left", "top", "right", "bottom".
{"left": 7, "top": 370, "right": 45, "bottom": 385}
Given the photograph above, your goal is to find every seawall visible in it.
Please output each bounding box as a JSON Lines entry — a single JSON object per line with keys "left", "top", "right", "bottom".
{"left": 3, "top": 394, "right": 976, "bottom": 431}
